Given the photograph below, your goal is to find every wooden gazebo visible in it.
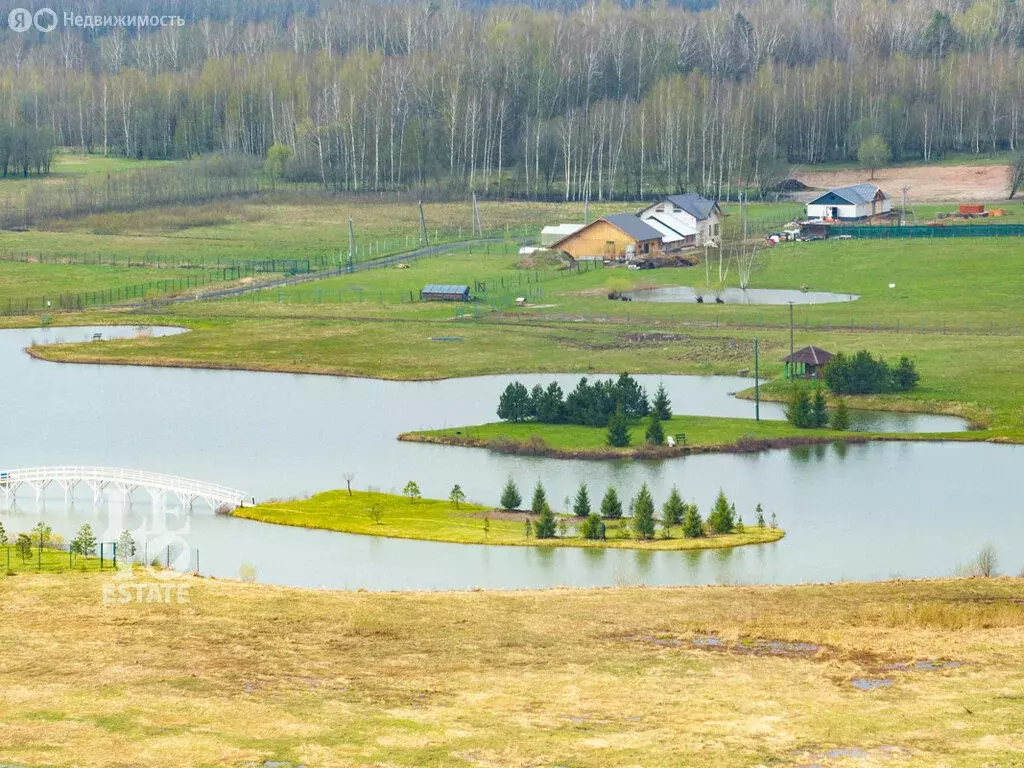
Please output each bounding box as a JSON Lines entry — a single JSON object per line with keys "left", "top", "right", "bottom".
{"left": 781, "top": 346, "right": 833, "bottom": 379}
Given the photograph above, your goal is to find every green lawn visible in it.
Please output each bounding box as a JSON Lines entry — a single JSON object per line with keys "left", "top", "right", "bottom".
{"left": 405, "top": 413, "right": 863, "bottom": 456}
{"left": 0, "top": 544, "right": 112, "bottom": 575}
{"left": 235, "top": 489, "right": 782, "bottom": 550}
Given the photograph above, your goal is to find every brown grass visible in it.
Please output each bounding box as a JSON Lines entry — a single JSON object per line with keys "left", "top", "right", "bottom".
{"left": 1, "top": 573, "right": 1022, "bottom": 767}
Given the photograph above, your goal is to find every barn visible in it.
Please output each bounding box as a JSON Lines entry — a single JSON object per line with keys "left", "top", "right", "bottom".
{"left": 806, "top": 185, "right": 892, "bottom": 222}
{"left": 420, "top": 284, "right": 471, "bottom": 302}
{"left": 549, "top": 214, "right": 662, "bottom": 261}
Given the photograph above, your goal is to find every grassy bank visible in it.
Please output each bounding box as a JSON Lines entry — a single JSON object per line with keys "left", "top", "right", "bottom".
{"left": 403, "top": 414, "right": 873, "bottom": 459}
{"left": 1, "top": 573, "right": 1022, "bottom": 766}
{"left": 0, "top": 544, "right": 111, "bottom": 575}
{"left": 234, "top": 490, "right": 782, "bottom": 550}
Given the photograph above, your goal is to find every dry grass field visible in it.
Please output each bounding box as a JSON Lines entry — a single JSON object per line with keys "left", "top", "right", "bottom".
{"left": 1, "top": 573, "right": 1022, "bottom": 767}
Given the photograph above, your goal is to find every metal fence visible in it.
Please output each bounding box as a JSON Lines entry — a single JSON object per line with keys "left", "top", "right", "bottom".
{"left": 829, "top": 223, "right": 1024, "bottom": 239}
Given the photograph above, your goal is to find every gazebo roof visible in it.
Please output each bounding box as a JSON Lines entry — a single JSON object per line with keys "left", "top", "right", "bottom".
{"left": 781, "top": 345, "right": 834, "bottom": 365}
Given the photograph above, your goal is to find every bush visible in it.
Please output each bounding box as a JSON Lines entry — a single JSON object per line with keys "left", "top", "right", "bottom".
{"left": 600, "top": 487, "right": 623, "bottom": 519}
{"left": 581, "top": 513, "right": 606, "bottom": 540}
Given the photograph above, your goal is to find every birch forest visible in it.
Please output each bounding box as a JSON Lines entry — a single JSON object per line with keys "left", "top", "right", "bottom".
{"left": 2, "top": 0, "right": 1024, "bottom": 199}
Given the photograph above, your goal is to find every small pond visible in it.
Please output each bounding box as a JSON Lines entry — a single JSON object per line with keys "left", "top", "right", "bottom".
{"left": 625, "top": 286, "right": 859, "bottom": 305}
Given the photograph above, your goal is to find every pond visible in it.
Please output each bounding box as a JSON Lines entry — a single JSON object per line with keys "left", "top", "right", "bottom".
{"left": 0, "top": 325, "right": 1011, "bottom": 592}
{"left": 624, "top": 286, "right": 859, "bottom": 305}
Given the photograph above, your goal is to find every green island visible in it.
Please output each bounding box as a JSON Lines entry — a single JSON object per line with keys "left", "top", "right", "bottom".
{"left": 234, "top": 488, "right": 784, "bottom": 550}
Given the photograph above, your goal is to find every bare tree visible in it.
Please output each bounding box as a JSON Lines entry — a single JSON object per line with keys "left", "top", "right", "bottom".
{"left": 342, "top": 472, "right": 356, "bottom": 496}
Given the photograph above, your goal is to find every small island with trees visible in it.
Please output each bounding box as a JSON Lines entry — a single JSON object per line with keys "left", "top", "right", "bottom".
{"left": 233, "top": 478, "right": 784, "bottom": 551}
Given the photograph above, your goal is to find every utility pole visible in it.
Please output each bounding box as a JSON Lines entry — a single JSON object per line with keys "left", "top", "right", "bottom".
{"left": 754, "top": 338, "right": 760, "bottom": 422}
{"left": 472, "top": 192, "right": 483, "bottom": 236}
{"left": 584, "top": 196, "right": 590, "bottom": 225}
{"left": 901, "top": 186, "right": 909, "bottom": 226}
{"left": 788, "top": 301, "right": 795, "bottom": 380}
{"left": 418, "top": 200, "right": 428, "bottom": 246}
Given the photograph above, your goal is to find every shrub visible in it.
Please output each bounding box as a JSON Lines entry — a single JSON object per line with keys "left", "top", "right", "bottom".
{"left": 500, "top": 476, "right": 522, "bottom": 511}
{"left": 631, "top": 483, "right": 656, "bottom": 540}
{"left": 600, "top": 487, "right": 623, "bottom": 519}
{"left": 581, "top": 513, "right": 606, "bottom": 540}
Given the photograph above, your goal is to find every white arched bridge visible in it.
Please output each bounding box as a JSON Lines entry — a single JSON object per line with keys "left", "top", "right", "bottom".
{"left": 0, "top": 466, "right": 246, "bottom": 511}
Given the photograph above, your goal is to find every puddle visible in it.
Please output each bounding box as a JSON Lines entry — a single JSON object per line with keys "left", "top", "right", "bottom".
{"left": 735, "top": 639, "right": 821, "bottom": 657}
{"left": 885, "top": 659, "right": 961, "bottom": 672}
{"left": 628, "top": 634, "right": 684, "bottom": 647}
{"left": 624, "top": 286, "right": 859, "bottom": 305}
{"left": 851, "top": 677, "right": 893, "bottom": 691}
{"left": 824, "top": 747, "right": 870, "bottom": 759}
{"left": 691, "top": 634, "right": 727, "bottom": 648}
{"left": 793, "top": 744, "right": 909, "bottom": 765}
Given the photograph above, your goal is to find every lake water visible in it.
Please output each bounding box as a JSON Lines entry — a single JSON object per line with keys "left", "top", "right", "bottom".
{"left": 625, "top": 286, "right": 858, "bottom": 305}
{"left": 1, "top": 325, "right": 1014, "bottom": 591}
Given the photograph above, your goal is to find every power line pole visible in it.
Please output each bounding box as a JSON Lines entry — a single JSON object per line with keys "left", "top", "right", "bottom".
{"left": 347, "top": 217, "right": 355, "bottom": 272}
{"left": 418, "top": 200, "right": 428, "bottom": 246}
{"left": 788, "top": 301, "right": 795, "bottom": 380}
{"left": 754, "top": 338, "right": 760, "bottom": 422}
{"left": 901, "top": 186, "right": 909, "bottom": 226}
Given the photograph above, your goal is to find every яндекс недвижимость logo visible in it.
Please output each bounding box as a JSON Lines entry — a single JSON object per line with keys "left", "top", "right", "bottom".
{"left": 8, "top": 7, "right": 57, "bottom": 32}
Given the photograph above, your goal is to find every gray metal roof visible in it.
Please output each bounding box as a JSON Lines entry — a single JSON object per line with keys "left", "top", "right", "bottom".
{"left": 422, "top": 284, "right": 470, "bottom": 294}
{"left": 602, "top": 213, "right": 663, "bottom": 241}
{"left": 810, "top": 184, "right": 888, "bottom": 206}
{"left": 663, "top": 193, "right": 718, "bottom": 221}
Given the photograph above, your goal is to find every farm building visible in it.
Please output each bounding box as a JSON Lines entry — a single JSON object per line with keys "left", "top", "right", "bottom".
{"left": 549, "top": 214, "right": 662, "bottom": 261}
{"left": 540, "top": 223, "right": 584, "bottom": 247}
{"left": 638, "top": 193, "right": 723, "bottom": 247}
{"left": 781, "top": 345, "right": 834, "bottom": 379}
{"left": 420, "top": 284, "right": 470, "bottom": 302}
{"left": 806, "top": 185, "right": 892, "bottom": 222}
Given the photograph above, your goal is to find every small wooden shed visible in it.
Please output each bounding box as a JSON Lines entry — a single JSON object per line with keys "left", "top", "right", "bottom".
{"left": 421, "top": 284, "right": 470, "bottom": 302}
{"left": 781, "top": 345, "right": 834, "bottom": 379}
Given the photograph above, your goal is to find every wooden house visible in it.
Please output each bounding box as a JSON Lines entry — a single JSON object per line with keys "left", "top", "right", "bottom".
{"left": 549, "top": 214, "right": 662, "bottom": 261}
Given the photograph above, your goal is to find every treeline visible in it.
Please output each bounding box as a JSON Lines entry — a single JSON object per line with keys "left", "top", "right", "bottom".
{"left": 498, "top": 476, "right": 776, "bottom": 542}
{"left": 2, "top": 0, "right": 1023, "bottom": 198}
{"left": 0, "top": 125, "right": 56, "bottom": 178}
{"left": 498, "top": 374, "right": 671, "bottom": 425}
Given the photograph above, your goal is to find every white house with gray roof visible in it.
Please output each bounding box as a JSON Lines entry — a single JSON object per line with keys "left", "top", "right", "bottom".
{"left": 638, "top": 193, "right": 724, "bottom": 248}
{"left": 806, "top": 184, "right": 891, "bottom": 221}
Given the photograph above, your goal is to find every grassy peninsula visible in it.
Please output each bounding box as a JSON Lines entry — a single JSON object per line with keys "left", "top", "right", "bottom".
{"left": 233, "top": 489, "right": 783, "bottom": 550}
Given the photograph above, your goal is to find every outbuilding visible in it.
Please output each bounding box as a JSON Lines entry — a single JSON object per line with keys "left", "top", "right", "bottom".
{"left": 781, "top": 345, "right": 834, "bottom": 379}
{"left": 549, "top": 214, "right": 662, "bottom": 261}
{"left": 806, "top": 185, "right": 891, "bottom": 222}
{"left": 420, "top": 284, "right": 470, "bottom": 302}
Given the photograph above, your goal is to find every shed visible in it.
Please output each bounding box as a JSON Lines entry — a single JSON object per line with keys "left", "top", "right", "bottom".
{"left": 550, "top": 214, "right": 663, "bottom": 261}
{"left": 541, "top": 223, "right": 584, "bottom": 247}
{"left": 420, "top": 284, "right": 470, "bottom": 302}
{"left": 781, "top": 345, "right": 834, "bottom": 379}
{"left": 806, "top": 185, "right": 891, "bottom": 222}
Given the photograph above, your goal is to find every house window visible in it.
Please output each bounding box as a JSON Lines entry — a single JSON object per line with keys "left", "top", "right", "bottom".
{"left": 642, "top": 242, "right": 649, "bottom": 253}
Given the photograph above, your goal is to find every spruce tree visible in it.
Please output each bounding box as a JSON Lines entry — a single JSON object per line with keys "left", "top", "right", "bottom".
{"left": 500, "top": 476, "right": 522, "bottom": 511}
{"left": 829, "top": 398, "right": 851, "bottom": 431}
{"left": 572, "top": 483, "right": 591, "bottom": 517}
{"left": 785, "top": 388, "right": 813, "bottom": 428}
{"left": 606, "top": 404, "right": 631, "bottom": 447}
{"left": 530, "top": 481, "right": 548, "bottom": 514}
{"left": 631, "top": 483, "right": 656, "bottom": 540}
{"left": 681, "top": 503, "right": 704, "bottom": 538}
{"left": 811, "top": 387, "right": 828, "bottom": 428}
{"left": 535, "top": 503, "right": 557, "bottom": 539}
{"left": 662, "top": 486, "right": 685, "bottom": 528}
{"left": 755, "top": 503, "right": 766, "bottom": 528}
{"left": 645, "top": 411, "right": 665, "bottom": 446}
{"left": 600, "top": 487, "right": 623, "bottom": 519}
{"left": 652, "top": 382, "right": 672, "bottom": 420}
{"left": 0, "top": 521, "right": 7, "bottom": 547}
{"left": 708, "top": 490, "right": 736, "bottom": 534}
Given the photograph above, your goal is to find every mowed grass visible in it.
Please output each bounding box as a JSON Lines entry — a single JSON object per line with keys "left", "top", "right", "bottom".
{"left": 409, "top": 414, "right": 858, "bottom": 454}
{"left": 235, "top": 490, "right": 781, "bottom": 550}
{"left": 1, "top": 573, "right": 1023, "bottom": 766}
{"left": 0, "top": 544, "right": 110, "bottom": 575}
